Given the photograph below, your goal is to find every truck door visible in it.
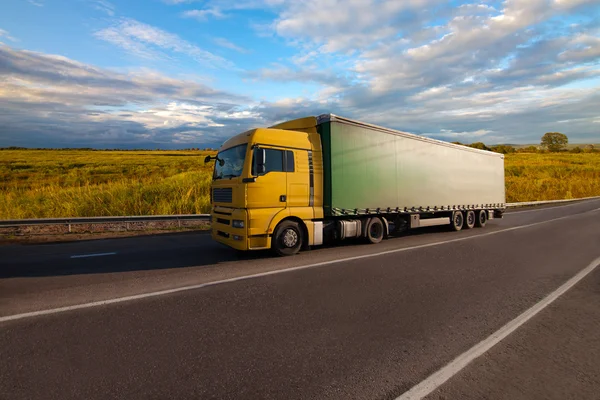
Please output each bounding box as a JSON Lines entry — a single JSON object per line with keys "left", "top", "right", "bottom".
{"left": 285, "top": 149, "right": 310, "bottom": 209}
{"left": 247, "top": 146, "right": 288, "bottom": 209}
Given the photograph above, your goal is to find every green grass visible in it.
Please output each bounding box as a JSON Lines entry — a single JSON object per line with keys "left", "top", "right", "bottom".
{"left": 0, "top": 150, "right": 214, "bottom": 219}
{"left": 1, "top": 150, "right": 600, "bottom": 219}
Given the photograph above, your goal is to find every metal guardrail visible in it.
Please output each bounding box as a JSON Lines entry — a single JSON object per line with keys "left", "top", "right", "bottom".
{"left": 506, "top": 195, "right": 600, "bottom": 208}
{"left": 0, "top": 214, "right": 210, "bottom": 229}
{"left": 2, "top": 196, "right": 600, "bottom": 229}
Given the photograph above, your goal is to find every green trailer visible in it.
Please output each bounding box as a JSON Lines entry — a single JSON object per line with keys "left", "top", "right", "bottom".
{"left": 316, "top": 114, "right": 506, "bottom": 217}
{"left": 313, "top": 114, "right": 505, "bottom": 240}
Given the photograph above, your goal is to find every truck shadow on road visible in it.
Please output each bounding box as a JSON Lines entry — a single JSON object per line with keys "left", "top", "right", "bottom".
{"left": 0, "top": 224, "right": 472, "bottom": 279}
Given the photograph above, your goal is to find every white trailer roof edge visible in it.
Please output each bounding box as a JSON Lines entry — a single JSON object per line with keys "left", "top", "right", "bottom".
{"left": 316, "top": 113, "right": 504, "bottom": 159}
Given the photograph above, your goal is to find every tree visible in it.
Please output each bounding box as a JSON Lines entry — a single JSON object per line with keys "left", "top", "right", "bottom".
{"left": 490, "top": 145, "right": 515, "bottom": 154}
{"left": 468, "top": 142, "right": 491, "bottom": 151}
{"left": 541, "top": 132, "right": 568, "bottom": 152}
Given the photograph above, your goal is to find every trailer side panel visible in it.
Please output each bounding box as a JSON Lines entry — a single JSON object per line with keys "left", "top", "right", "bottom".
{"left": 321, "top": 118, "right": 505, "bottom": 216}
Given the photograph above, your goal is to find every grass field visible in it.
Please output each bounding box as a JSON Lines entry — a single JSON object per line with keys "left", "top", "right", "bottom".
{"left": 504, "top": 153, "right": 600, "bottom": 202}
{"left": 1, "top": 150, "right": 599, "bottom": 219}
{"left": 0, "top": 150, "right": 214, "bottom": 219}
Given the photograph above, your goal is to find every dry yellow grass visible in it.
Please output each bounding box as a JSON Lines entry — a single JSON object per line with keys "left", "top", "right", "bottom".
{"left": 0, "top": 150, "right": 214, "bottom": 219}
{"left": 1, "top": 150, "right": 599, "bottom": 219}
{"left": 504, "top": 153, "right": 600, "bottom": 202}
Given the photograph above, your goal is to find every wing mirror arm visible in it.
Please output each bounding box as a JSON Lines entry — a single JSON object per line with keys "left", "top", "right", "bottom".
{"left": 204, "top": 155, "right": 224, "bottom": 166}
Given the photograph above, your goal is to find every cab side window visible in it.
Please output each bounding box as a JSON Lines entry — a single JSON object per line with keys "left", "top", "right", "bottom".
{"left": 252, "top": 148, "right": 295, "bottom": 175}
{"left": 264, "top": 149, "right": 284, "bottom": 173}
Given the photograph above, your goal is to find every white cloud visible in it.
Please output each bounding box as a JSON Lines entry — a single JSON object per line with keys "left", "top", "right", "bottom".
{"left": 213, "top": 38, "right": 250, "bottom": 53}
{"left": 0, "top": 44, "right": 257, "bottom": 148}
{"left": 90, "top": 0, "right": 116, "bottom": 16}
{"left": 250, "top": 0, "right": 600, "bottom": 135}
{"left": 245, "top": 64, "right": 350, "bottom": 88}
{"left": 236, "top": 1, "right": 600, "bottom": 143}
{"left": 429, "top": 129, "right": 492, "bottom": 139}
{"left": 94, "top": 18, "right": 235, "bottom": 69}
{"left": 182, "top": 9, "right": 226, "bottom": 21}
{"left": 0, "top": 29, "right": 17, "bottom": 42}
{"left": 558, "top": 33, "right": 600, "bottom": 62}
{"left": 553, "top": 0, "right": 599, "bottom": 9}
{"left": 161, "top": 0, "right": 201, "bottom": 4}
{"left": 271, "top": 0, "right": 446, "bottom": 53}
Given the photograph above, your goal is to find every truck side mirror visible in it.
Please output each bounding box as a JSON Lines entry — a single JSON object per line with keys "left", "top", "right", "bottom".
{"left": 205, "top": 155, "right": 224, "bottom": 166}
{"left": 255, "top": 148, "right": 266, "bottom": 174}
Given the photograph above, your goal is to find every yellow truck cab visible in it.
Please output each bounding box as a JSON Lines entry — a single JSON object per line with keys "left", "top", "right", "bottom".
{"left": 206, "top": 116, "right": 324, "bottom": 256}
{"left": 206, "top": 114, "right": 505, "bottom": 256}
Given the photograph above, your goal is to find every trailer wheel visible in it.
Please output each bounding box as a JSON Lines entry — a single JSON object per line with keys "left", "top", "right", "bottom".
{"left": 451, "top": 211, "right": 464, "bottom": 231}
{"left": 272, "top": 220, "right": 303, "bottom": 256}
{"left": 464, "top": 210, "right": 475, "bottom": 229}
{"left": 475, "top": 210, "right": 487, "bottom": 228}
{"left": 366, "top": 218, "right": 384, "bottom": 244}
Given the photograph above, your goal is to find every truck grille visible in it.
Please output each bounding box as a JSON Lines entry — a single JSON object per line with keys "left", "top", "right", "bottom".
{"left": 213, "top": 188, "right": 233, "bottom": 203}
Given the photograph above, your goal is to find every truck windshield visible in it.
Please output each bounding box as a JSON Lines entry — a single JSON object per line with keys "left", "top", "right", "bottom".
{"left": 213, "top": 144, "right": 247, "bottom": 180}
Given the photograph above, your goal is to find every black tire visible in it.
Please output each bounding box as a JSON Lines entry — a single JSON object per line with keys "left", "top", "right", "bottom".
{"left": 475, "top": 210, "right": 487, "bottom": 228}
{"left": 464, "top": 210, "right": 475, "bottom": 229}
{"left": 366, "top": 217, "right": 384, "bottom": 244}
{"left": 451, "top": 210, "right": 464, "bottom": 231}
{"left": 272, "top": 220, "right": 303, "bottom": 256}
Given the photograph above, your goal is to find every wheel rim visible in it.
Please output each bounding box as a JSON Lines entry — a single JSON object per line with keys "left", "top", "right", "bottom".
{"left": 467, "top": 212, "right": 475, "bottom": 225}
{"left": 370, "top": 222, "right": 382, "bottom": 238}
{"left": 282, "top": 228, "right": 298, "bottom": 247}
{"left": 454, "top": 213, "right": 463, "bottom": 226}
{"left": 480, "top": 211, "right": 486, "bottom": 224}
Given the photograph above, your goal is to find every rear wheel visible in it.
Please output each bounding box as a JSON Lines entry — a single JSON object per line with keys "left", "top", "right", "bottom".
{"left": 464, "top": 210, "right": 475, "bottom": 229}
{"left": 450, "top": 210, "right": 464, "bottom": 231}
{"left": 272, "top": 220, "right": 303, "bottom": 256}
{"left": 475, "top": 210, "right": 488, "bottom": 228}
{"left": 366, "top": 217, "right": 384, "bottom": 244}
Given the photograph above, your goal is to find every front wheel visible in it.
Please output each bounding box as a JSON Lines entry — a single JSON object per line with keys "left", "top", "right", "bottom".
{"left": 272, "top": 220, "right": 303, "bottom": 256}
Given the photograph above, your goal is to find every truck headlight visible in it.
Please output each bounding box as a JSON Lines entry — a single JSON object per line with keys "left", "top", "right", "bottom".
{"left": 232, "top": 220, "right": 244, "bottom": 228}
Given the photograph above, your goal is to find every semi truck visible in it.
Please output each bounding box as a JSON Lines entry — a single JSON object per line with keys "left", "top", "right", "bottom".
{"left": 205, "top": 114, "right": 505, "bottom": 256}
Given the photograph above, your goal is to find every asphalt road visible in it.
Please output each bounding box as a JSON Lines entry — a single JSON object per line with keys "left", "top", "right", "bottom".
{"left": 1, "top": 199, "right": 600, "bottom": 400}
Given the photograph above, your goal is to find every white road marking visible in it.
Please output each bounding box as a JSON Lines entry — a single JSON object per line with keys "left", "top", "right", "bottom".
{"left": 506, "top": 198, "right": 600, "bottom": 215}
{"left": 70, "top": 252, "right": 117, "bottom": 259}
{"left": 1, "top": 208, "right": 599, "bottom": 323}
{"left": 395, "top": 255, "right": 600, "bottom": 400}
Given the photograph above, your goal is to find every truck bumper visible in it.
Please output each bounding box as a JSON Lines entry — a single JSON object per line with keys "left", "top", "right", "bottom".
{"left": 210, "top": 207, "right": 250, "bottom": 251}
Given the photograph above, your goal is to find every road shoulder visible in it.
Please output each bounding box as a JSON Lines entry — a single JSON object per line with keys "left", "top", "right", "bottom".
{"left": 427, "top": 263, "right": 600, "bottom": 400}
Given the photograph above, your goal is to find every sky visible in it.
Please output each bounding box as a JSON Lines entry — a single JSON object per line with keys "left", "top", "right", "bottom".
{"left": 0, "top": 0, "right": 599, "bottom": 149}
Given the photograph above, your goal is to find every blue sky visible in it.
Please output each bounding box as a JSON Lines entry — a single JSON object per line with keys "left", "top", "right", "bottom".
{"left": 1, "top": 0, "right": 599, "bottom": 149}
